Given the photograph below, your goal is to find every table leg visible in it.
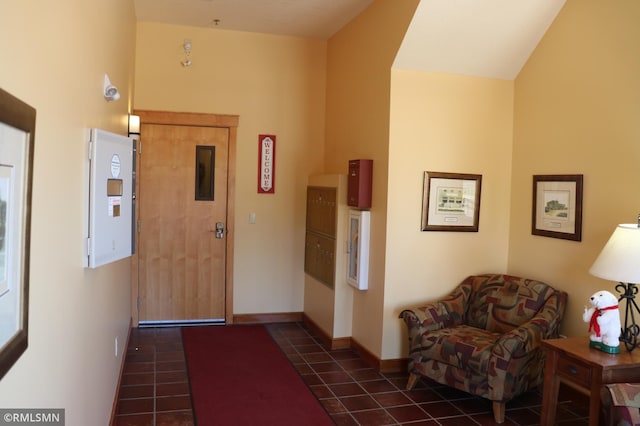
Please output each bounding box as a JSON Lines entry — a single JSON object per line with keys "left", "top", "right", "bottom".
{"left": 589, "top": 376, "right": 603, "bottom": 426}
{"left": 540, "top": 350, "right": 560, "bottom": 426}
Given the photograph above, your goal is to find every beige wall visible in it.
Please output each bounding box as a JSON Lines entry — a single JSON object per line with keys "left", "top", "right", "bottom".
{"left": 0, "top": 0, "right": 136, "bottom": 424}
{"left": 324, "top": 0, "right": 419, "bottom": 358}
{"left": 510, "top": 0, "right": 640, "bottom": 337}
{"left": 134, "top": 23, "right": 326, "bottom": 315}
{"left": 385, "top": 71, "right": 514, "bottom": 359}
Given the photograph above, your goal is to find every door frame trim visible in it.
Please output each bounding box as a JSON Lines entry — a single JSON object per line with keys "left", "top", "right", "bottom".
{"left": 131, "top": 109, "right": 238, "bottom": 326}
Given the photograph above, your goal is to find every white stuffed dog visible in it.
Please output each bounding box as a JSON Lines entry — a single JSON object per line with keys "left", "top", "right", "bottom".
{"left": 582, "top": 290, "right": 621, "bottom": 347}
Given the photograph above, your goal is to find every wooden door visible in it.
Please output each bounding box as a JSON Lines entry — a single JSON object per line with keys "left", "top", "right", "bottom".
{"left": 137, "top": 123, "right": 228, "bottom": 323}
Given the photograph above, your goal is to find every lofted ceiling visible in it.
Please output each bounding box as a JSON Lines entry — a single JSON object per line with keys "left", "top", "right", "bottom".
{"left": 133, "top": 0, "right": 374, "bottom": 40}
{"left": 133, "top": 0, "right": 566, "bottom": 80}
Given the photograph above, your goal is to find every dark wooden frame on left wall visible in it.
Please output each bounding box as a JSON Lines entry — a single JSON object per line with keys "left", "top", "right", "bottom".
{"left": 0, "top": 88, "right": 36, "bottom": 380}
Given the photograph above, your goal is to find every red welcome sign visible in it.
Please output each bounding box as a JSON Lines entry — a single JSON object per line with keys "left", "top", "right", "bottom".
{"left": 258, "top": 135, "right": 276, "bottom": 194}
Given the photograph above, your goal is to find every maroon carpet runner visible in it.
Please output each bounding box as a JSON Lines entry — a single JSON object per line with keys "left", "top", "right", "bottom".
{"left": 182, "top": 325, "right": 334, "bottom": 425}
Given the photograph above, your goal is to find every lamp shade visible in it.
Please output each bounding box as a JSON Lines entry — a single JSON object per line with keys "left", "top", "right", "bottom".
{"left": 589, "top": 224, "right": 640, "bottom": 284}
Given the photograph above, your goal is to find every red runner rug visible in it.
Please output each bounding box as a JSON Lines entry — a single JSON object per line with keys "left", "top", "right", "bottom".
{"left": 182, "top": 325, "right": 334, "bottom": 426}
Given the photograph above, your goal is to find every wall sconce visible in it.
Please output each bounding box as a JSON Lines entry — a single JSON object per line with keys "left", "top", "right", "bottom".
{"left": 103, "top": 74, "right": 120, "bottom": 101}
{"left": 590, "top": 221, "right": 640, "bottom": 351}
{"left": 181, "top": 39, "right": 192, "bottom": 67}
{"left": 128, "top": 114, "right": 140, "bottom": 136}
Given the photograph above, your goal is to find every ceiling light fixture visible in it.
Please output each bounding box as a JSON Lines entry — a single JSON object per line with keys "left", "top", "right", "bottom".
{"left": 181, "top": 39, "right": 192, "bottom": 67}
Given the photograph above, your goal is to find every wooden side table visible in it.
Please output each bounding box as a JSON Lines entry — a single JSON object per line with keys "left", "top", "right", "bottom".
{"left": 541, "top": 336, "right": 640, "bottom": 426}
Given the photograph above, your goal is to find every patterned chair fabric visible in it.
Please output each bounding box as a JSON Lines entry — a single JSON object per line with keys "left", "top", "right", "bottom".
{"left": 399, "top": 274, "right": 567, "bottom": 424}
{"left": 601, "top": 383, "right": 640, "bottom": 426}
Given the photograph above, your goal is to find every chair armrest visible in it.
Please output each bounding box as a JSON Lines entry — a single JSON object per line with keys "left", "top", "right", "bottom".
{"left": 604, "top": 383, "right": 640, "bottom": 408}
{"left": 399, "top": 280, "right": 471, "bottom": 333}
{"left": 488, "top": 292, "right": 567, "bottom": 400}
{"left": 399, "top": 303, "right": 451, "bottom": 334}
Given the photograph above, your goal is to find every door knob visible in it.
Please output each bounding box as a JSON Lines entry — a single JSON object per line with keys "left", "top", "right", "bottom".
{"left": 215, "top": 222, "right": 225, "bottom": 239}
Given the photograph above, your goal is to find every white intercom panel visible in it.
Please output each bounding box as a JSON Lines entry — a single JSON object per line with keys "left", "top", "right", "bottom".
{"left": 84, "top": 128, "right": 134, "bottom": 268}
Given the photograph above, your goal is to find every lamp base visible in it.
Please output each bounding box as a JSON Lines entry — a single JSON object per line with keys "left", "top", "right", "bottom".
{"left": 616, "top": 282, "right": 640, "bottom": 351}
{"left": 590, "top": 340, "right": 620, "bottom": 354}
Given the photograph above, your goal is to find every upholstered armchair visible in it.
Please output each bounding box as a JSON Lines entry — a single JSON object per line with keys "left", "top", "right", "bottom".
{"left": 399, "top": 274, "right": 567, "bottom": 424}
{"left": 601, "top": 383, "right": 640, "bottom": 425}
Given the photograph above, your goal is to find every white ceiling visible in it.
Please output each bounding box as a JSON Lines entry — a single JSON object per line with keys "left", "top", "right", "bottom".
{"left": 394, "top": 0, "right": 566, "bottom": 79}
{"left": 133, "top": 0, "right": 374, "bottom": 40}
{"left": 133, "top": 0, "right": 566, "bottom": 80}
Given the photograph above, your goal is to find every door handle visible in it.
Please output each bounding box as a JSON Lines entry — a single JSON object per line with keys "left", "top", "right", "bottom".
{"left": 215, "top": 222, "right": 225, "bottom": 239}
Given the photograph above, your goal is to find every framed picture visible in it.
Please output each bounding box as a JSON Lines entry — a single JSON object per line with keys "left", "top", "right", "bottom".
{"left": 0, "top": 88, "right": 36, "bottom": 380}
{"left": 532, "top": 174, "right": 583, "bottom": 241}
{"left": 422, "top": 171, "right": 482, "bottom": 232}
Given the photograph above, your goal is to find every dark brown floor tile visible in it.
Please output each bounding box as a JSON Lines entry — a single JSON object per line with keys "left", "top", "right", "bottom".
{"left": 405, "top": 388, "right": 445, "bottom": 403}
{"left": 330, "top": 349, "right": 360, "bottom": 360}
{"left": 349, "top": 368, "right": 384, "bottom": 382}
{"left": 127, "top": 344, "right": 156, "bottom": 354}
{"left": 318, "top": 370, "right": 354, "bottom": 384}
{"left": 437, "top": 416, "right": 479, "bottom": 425}
{"left": 121, "top": 373, "right": 154, "bottom": 386}
{"left": 419, "top": 400, "right": 464, "bottom": 418}
{"left": 398, "top": 420, "right": 439, "bottom": 425}
{"left": 372, "top": 391, "right": 414, "bottom": 408}
{"left": 157, "top": 360, "right": 186, "bottom": 372}
{"left": 359, "top": 379, "right": 397, "bottom": 394}
{"left": 505, "top": 407, "right": 542, "bottom": 424}
{"left": 339, "top": 395, "right": 380, "bottom": 411}
{"left": 337, "top": 358, "right": 372, "bottom": 371}
{"left": 295, "top": 363, "right": 314, "bottom": 374}
{"left": 387, "top": 376, "right": 410, "bottom": 389}
{"left": 156, "top": 382, "right": 190, "bottom": 397}
{"left": 454, "top": 397, "right": 492, "bottom": 414}
{"left": 301, "top": 373, "right": 323, "bottom": 386}
{"left": 114, "top": 413, "right": 154, "bottom": 426}
{"left": 285, "top": 352, "right": 305, "bottom": 363}
{"left": 156, "top": 351, "right": 185, "bottom": 362}
{"left": 297, "top": 343, "right": 325, "bottom": 354}
{"left": 302, "top": 352, "right": 333, "bottom": 363}
{"left": 155, "top": 410, "right": 194, "bottom": 426}
{"left": 470, "top": 411, "right": 520, "bottom": 425}
{"left": 155, "top": 343, "right": 184, "bottom": 352}
{"left": 350, "top": 408, "right": 397, "bottom": 425}
{"left": 124, "top": 362, "right": 154, "bottom": 374}
{"left": 329, "top": 382, "right": 367, "bottom": 397}
{"left": 387, "top": 404, "right": 430, "bottom": 423}
{"left": 311, "top": 361, "right": 343, "bottom": 373}
{"left": 433, "top": 385, "right": 474, "bottom": 400}
{"left": 331, "top": 413, "right": 359, "bottom": 426}
{"left": 310, "top": 384, "right": 334, "bottom": 399}
{"left": 289, "top": 336, "right": 318, "bottom": 345}
{"left": 117, "top": 398, "right": 155, "bottom": 415}
{"left": 156, "top": 395, "right": 192, "bottom": 412}
{"left": 119, "top": 385, "right": 154, "bottom": 399}
{"left": 156, "top": 370, "right": 188, "bottom": 383}
{"left": 320, "top": 397, "right": 348, "bottom": 414}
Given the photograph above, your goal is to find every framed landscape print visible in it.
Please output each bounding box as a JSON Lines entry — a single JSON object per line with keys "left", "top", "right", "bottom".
{"left": 0, "top": 88, "right": 35, "bottom": 380}
{"left": 422, "top": 171, "right": 482, "bottom": 232}
{"left": 532, "top": 174, "right": 583, "bottom": 241}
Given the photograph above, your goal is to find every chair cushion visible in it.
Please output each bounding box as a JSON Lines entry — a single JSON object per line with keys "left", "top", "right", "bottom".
{"left": 414, "top": 324, "right": 502, "bottom": 375}
{"left": 466, "top": 274, "right": 556, "bottom": 333}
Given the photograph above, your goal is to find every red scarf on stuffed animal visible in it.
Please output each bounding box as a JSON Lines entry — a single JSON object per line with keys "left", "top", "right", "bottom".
{"left": 589, "top": 305, "right": 619, "bottom": 337}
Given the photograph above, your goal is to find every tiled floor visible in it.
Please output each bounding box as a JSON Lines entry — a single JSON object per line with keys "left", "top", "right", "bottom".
{"left": 113, "top": 322, "right": 591, "bottom": 426}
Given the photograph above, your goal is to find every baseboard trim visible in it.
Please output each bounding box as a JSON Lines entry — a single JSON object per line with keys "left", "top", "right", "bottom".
{"left": 302, "top": 314, "right": 351, "bottom": 350}
{"left": 233, "top": 312, "right": 303, "bottom": 324}
{"left": 109, "top": 318, "right": 132, "bottom": 426}
{"left": 301, "top": 314, "right": 407, "bottom": 373}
